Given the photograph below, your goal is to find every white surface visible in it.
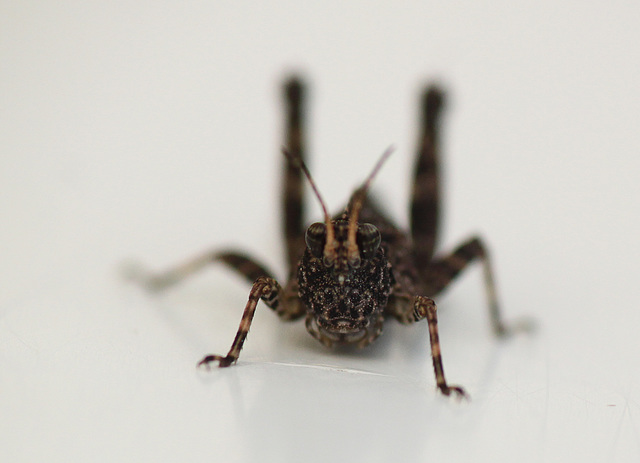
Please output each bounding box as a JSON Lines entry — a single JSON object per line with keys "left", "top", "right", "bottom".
{"left": 2, "top": 2, "right": 640, "bottom": 462}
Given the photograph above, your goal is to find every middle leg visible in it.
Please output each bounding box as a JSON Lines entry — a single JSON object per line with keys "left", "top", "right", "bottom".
{"left": 126, "top": 250, "right": 304, "bottom": 321}
{"left": 424, "top": 236, "right": 531, "bottom": 336}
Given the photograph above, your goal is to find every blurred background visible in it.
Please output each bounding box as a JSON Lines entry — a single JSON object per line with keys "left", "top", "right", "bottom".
{"left": 1, "top": 2, "right": 639, "bottom": 462}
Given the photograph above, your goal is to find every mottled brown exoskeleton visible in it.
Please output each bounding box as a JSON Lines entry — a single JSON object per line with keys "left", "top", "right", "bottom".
{"left": 131, "top": 77, "right": 528, "bottom": 397}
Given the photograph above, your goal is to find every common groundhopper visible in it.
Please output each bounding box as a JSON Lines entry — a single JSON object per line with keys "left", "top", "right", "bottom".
{"left": 129, "top": 77, "right": 529, "bottom": 398}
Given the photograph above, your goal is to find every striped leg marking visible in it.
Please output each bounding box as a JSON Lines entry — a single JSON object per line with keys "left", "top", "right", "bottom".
{"left": 198, "top": 276, "right": 282, "bottom": 368}
{"left": 282, "top": 77, "right": 307, "bottom": 270}
{"left": 411, "top": 86, "right": 444, "bottom": 269}
{"left": 413, "top": 296, "right": 467, "bottom": 398}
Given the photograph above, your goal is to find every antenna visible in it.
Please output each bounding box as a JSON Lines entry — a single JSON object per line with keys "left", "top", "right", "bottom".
{"left": 282, "top": 148, "right": 337, "bottom": 260}
{"left": 346, "top": 145, "right": 395, "bottom": 261}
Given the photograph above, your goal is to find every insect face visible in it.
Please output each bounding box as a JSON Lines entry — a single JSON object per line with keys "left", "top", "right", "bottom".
{"left": 299, "top": 219, "right": 391, "bottom": 339}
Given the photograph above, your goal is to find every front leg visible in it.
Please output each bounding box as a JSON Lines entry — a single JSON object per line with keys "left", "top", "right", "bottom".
{"left": 199, "top": 276, "right": 284, "bottom": 368}
{"left": 387, "top": 292, "right": 466, "bottom": 397}
{"left": 412, "top": 296, "right": 467, "bottom": 398}
{"left": 125, "top": 250, "right": 304, "bottom": 366}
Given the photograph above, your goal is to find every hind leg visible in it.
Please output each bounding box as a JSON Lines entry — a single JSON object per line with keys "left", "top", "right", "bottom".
{"left": 282, "top": 77, "right": 308, "bottom": 270}
{"left": 411, "top": 86, "right": 445, "bottom": 270}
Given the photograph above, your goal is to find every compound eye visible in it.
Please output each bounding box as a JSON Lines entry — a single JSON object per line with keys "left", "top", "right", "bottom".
{"left": 357, "top": 223, "right": 381, "bottom": 260}
{"left": 305, "top": 222, "right": 326, "bottom": 258}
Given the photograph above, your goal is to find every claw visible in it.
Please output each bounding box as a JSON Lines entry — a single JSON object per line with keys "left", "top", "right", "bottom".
{"left": 439, "top": 384, "right": 469, "bottom": 400}
{"left": 197, "top": 355, "right": 235, "bottom": 369}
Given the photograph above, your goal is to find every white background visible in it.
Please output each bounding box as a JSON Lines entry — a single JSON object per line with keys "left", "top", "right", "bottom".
{"left": 2, "top": 2, "right": 639, "bottom": 462}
